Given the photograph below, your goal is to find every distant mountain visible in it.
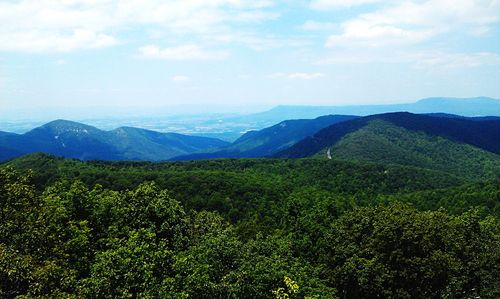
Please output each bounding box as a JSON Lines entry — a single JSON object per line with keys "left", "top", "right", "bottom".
{"left": 111, "top": 126, "right": 230, "bottom": 160}
{"left": 0, "top": 120, "right": 229, "bottom": 161}
{"left": 174, "top": 115, "right": 358, "bottom": 160}
{"left": 424, "top": 113, "right": 500, "bottom": 121}
{"left": 407, "top": 97, "right": 500, "bottom": 115}
{"left": 277, "top": 112, "right": 500, "bottom": 181}
{"left": 231, "top": 97, "right": 500, "bottom": 127}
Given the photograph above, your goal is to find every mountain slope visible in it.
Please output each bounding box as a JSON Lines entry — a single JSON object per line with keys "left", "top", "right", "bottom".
{"left": 0, "top": 146, "right": 23, "bottom": 161}
{"left": 278, "top": 113, "right": 500, "bottom": 181}
{"left": 328, "top": 120, "right": 499, "bottom": 180}
{"left": 21, "top": 120, "right": 122, "bottom": 160}
{"left": 174, "top": 114, "right": 358, "bottom": 160}
{"left": 0, "top": 120, "right": 229, "bottom": 161}
{"left": 109, "top": 127, "right": 230, "bottom": 160}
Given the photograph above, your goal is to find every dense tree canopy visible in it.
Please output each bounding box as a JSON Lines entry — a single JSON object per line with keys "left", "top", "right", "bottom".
{"left": 1, "top": 155, "right": 499, "bottom": 298}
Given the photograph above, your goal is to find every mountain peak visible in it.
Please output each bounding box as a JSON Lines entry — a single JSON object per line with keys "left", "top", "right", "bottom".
{"left": 43, "top": 119, "right": 92, "bottom": 128}
{"left": 39, "top": 119, "right": 101, "bottom": 135}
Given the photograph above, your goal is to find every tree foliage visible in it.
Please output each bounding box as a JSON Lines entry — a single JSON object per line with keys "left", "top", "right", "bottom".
{"left": 1, "top": 157, "right": 499, "bottom": 298}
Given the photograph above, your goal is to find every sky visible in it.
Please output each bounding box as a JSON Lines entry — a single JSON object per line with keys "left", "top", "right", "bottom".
{"left": 1, "top": 0, "right": 500, "bottom": 118}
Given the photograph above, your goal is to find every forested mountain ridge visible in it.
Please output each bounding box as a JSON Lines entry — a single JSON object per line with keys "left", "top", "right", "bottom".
{"left": 279, "top": 112, "right": 500, "bottom": 157}
{"left": 175, "top": 111, "right": 500, "bottom": 161}
{"left": 322, "top": 119, "right": 499, "bottom": 181}
{"left": 5, "top": 152, "right": 465, "bottom": 194}
{"left": 175, "top": 114, "right": 358, "bottom": 160}
{"left": 0, "top": 120, "right": 229, "bottom": 161}
{"left": 277, "top": 112, "right": 500, "bottom": 180}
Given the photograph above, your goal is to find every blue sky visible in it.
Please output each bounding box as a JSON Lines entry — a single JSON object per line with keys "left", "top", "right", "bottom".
{"left": 1, "top": 0, "right": 499, "bottom": 117}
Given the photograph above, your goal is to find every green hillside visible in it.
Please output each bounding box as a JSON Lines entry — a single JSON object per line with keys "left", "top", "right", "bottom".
{"left": 324, "top": 119, "right": 499, "bottom": 181}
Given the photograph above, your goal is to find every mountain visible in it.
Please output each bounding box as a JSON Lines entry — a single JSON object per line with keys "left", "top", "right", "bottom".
{"left": 109, "top": 127, "right": 229, "bottom": 160}
{"left": 0, "top": 132, "right": 18, "bottom": 160}
{"left": 0, "top": 146, "right": 23, "bottom": 161}
{"left": 0, "top": 120, "right": 229, "bottom": 161}
{"left": 2, "top": 97, "right": 498, "bottom": 143}
{"left": 231, "top": 97, "right": 500, "bottom": 127}
{"left": 174, "top": 114, "right": 358, "bottom": 160}
{"left": 277, "top": 112, "right": 500, "bottom": 181}
{"left": 423, "top": 113, "right": 500, "bottom": 121}
{"left": 412, "top": 97, "right": 500, "bottom": 115}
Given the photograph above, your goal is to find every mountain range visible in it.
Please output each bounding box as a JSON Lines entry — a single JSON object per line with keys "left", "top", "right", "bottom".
{"left": 278, "top": 112, "right": 500, "bottom": 157}
{"left": 0, "top": 120, "right": 228, "bottom": 161}
{"left": 2, "top": 97, "right": 498, "bottom": 143}
{"left": 276, "top": 112, "right": 500, "bottom": 180}
{"left": 1, "top": 97, "right": 499, "bottom": 180}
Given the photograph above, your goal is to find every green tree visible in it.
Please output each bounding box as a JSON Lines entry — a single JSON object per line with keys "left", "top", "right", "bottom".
{"left": 323, "top": 204, "right": 497, "bottom": 298}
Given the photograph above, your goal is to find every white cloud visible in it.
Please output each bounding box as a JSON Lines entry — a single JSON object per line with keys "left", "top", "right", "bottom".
{"left": 0, "top": 0, "right": 278, "bottom": 53}
{"left": 0, "top": 29, "right": 117, "bottom": 52}
{"left": 311, "top": 0, "right": 384, "bottom": 10}
{"left": 207, "top": 30, "right": 310, "bottom": 51}
{"left": 288, "top": 72, "right": 325, "bottom": 79}
{"left": 324, "top": 0, "right": 500, "bottom": 48}
{"left": 317, "top": 49, "right": 401, "bottom": 65}
{"left": 468, "top": 26, "right": 491, "bottom": 36}
{"left": 299, "top": 20, "right": 338, "bottom": 31}
{"left": 139, "top": 44, "right": 228, "bottom": 60}
{"left": 171, "top": 75, "right": 191, "bottom": 82}
{"left": 315, "top": 0, "right": 500, "bottom": 71}
{"left": 326, "top": 21, "right": 436, "bottom": 48}
{"left": 270, "top": 72, "right": 325, "bottom": 79}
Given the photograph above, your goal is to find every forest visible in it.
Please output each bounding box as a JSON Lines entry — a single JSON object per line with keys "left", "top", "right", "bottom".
{"left": 1, "top": 153, "right": 498, "bottom": 298}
